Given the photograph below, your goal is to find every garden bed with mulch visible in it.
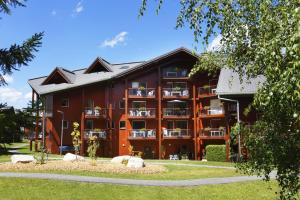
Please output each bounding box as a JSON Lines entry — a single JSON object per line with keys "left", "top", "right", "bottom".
{"left": 0, "top": 160, "right": 167, "bottom": 174}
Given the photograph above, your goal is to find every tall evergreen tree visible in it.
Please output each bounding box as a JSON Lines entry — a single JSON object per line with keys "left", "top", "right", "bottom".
{"left": 0, "top": 0, "right": 43, "bottom": 86}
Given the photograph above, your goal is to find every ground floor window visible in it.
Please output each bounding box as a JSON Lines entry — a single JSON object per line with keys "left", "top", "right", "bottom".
{"left": 63, "top": 120, "right": 69, "bottom": 129}
{"left": 86, "top": 120, "right": 93, "bottom": 130}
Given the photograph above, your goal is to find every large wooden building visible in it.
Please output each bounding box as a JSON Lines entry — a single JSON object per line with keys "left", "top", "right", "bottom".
{"left": 28, "top": 47, "right": 264, "bottom": 160}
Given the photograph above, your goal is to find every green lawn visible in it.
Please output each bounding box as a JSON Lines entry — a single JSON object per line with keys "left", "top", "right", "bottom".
{"left": 0, "top": 178, "right": 281, "bottom": 200}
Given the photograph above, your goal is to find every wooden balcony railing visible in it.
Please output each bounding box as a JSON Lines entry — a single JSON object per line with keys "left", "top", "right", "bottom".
{"left": 84, "top": 129, "right": 107, "bottom": 139}
{"left": 128, "top": 129, "right": 156, "bottom": 139}
{"left": 162, "top": 88, "right": 189, "bottom": 98}
{"left": 198, "top": 85, "right": 217, "bottom": 97}
{"left": 85, "top": 108, "right": 107, "bottom": 118}
{"left": 128, "top": 88, "right": 155, "bottom": 98}
{"left": 128, "top": 108, "right": 156, "bottom": 118}
{"left": 200, "top": 128, "right": 225, "bottom": 137}
{"left": 199, "top": 107, "right": 224, "bottom": 116}
{"left": 162, "top": 129, "right": 191, "bottom": 138}
{"left": 163, "top": 108, "right": 190, "bottom": 117}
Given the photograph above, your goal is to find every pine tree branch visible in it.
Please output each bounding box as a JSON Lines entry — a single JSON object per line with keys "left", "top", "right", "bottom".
{"left": 0, "top": 32, "right": 44, "bottom": 85}
{"left": 0, "top": 0, "right": 25, "bottom": 15}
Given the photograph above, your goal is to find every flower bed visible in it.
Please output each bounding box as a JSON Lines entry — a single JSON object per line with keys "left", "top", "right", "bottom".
{"left": 0, "top": 160, "right": 167, "bottom": 174}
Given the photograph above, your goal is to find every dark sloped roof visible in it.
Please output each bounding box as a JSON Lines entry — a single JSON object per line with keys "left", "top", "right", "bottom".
{"left": 216, "top": 68, "right": 265, "bottom": 96}
{"left": 28, "top": 47, "right": 198, "bottom": 95}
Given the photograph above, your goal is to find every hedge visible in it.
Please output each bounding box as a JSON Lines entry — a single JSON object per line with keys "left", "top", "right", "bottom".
{"left": 206, "top": 145, "right": 226, "bottom": 162}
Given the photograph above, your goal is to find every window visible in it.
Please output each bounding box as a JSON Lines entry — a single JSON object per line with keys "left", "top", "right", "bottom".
{"left": 61, "top": 98, "right": 69, "bottom": 107}
{"left": 132, "top": 101, "right": 146, "bottom": 108}
{"left": 167, "top": 120, "right": 188, "bottom": 129}
{"left": 119, "top": 121, "right": 126, "bottom": 129}
{"left": 45, "top": 95, "right": 53, "bottom": 117}
{"left": 86, "top": 120, "right": 93, "bottom": 130}
{"left": 131, "top": 82, "right": 147, "bottom": 89}
{"left": 86, "top": 99, "right": 94, "bottom": 109}
{"left": 106, "top": 121, "right": 115, "bottom": 129}
{"left": 132, "top": 121, "right": 145, "bottom": 129}
{"left": 119, "top": 100, "right": 125, "bottom": 109}
{"left": 63, "top": 120, "right": 69, "bottom": 129}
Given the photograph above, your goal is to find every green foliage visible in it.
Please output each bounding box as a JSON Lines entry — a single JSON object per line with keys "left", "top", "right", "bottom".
{"left": 140, "top": 1, "right": 300, "bottom": 199}
{"left": 70, "top": 122, "right": 81, "bottom": 156}
{"left": 0, "top": 0, "right": 43, "bottom": 86}
{"left": 206, "top": 145, "right": 226, "bottom": 162}
{"left": 34, "top": 147, "right": 47, "bottom": 165}
{"left": 87, "top": 135, "right": 99, "bottom": 164}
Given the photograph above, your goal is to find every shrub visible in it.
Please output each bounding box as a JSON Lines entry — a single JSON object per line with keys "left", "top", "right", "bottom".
{"left": 206, "top": 145, "right": 226, "bottom": 162}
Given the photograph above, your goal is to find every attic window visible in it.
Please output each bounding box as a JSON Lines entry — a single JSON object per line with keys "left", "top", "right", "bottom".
{"left": 42, "top": 70, "right": 70, "bottom": 85}
{"left": 119, "top": 66, "right": 129, "bottom": 69}
{"left": 85, "top": 58, "right": 112, "bottom": 74}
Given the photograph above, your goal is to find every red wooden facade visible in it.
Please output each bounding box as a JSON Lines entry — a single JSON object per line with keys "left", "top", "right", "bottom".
{"left": 30, "top": 49, "right": 256, "bottom": 160}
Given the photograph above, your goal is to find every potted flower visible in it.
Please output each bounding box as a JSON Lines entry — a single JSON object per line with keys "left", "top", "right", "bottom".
{"left": 173, "top": 86, "right": 181, "bottom": 91}
{"left": 219, "top": 126, "right": 225, "bottom": 132}
{"left": 204, "top": 127, "right": 212, "bottom": 132}
{"left": 138, "top": 86, "right": 145, "bottom": 90}
{"left": 94, "top": 106, "right": 101, "bottom": 116}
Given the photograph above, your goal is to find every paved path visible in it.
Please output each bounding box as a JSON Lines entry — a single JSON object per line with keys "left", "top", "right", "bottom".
{"left": 0, "top": 172, "right": 273, "bottom": 187}
{"left": 148, "top": 162, "right": 235, "bottom": 169}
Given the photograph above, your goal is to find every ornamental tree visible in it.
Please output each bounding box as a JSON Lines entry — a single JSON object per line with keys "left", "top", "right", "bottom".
{"left": 140, "top": 1, "right": 300, "bottom": 199}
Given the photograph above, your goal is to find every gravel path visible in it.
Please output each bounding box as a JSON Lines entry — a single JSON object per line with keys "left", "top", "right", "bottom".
{"left": 0, "top": 172, "right": 273, "bottom": 187}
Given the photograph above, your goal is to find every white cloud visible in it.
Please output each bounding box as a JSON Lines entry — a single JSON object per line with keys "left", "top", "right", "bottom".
{"left": 24, "top": 92, "right": 32, "bottom": 100}
{"left": 74, "top": 1, "right": 83, "bottom": 14}
{"left": 207, "top": 34, "right": 223, "bottom": 52}
{"left": 101, "top": 32, "right": 128, "bottom": 48}
{"left": 51, "top": 10, "right": 57, "bottom": 16}
{"left": 0, "top": 88, "right": 32, "bottom": 108}
{"left": 2, "top": 74, "right": 13, "bottom": 83}
{"left": 0, "top": 88, "right": 22, "bottom": 102}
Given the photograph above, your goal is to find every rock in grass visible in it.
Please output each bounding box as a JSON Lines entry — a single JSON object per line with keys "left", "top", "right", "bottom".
{"left": 127, "top": 157, "right": 144, "bottom": 168}
{"left": 63, "top": 153, "right": 84, "bottom": 161}
{"left": 11, "top": 155, "right": 35, "bottom": 164}
{"left": 111, "top": 155, "right": 131, "bottom": 164}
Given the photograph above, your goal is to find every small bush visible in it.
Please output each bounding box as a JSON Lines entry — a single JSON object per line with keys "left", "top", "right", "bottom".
{"left": 206, "top": 145, "right": 226, "bottom": 162}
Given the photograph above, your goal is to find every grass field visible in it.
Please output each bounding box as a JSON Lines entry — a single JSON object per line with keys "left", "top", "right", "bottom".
{"left": 0, "top": 178, "right": 280, "bottom": 200}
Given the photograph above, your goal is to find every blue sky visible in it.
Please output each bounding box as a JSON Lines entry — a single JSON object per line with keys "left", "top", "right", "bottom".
{"left": 0, "top": 0, "right": 220, "bottom": 109}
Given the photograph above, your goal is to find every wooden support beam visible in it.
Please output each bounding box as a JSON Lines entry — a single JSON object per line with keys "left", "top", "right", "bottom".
{"left": 158, "top": 67, "right": 162, "bottom": 159}
{"left": 192, "top": 84, "right": 198, "bottom": 160}
{"left": 80, "top": 88, "right": 85, "bottom": 156}
{"left": 34, "top": 93, "right": 39, "bottom": 152}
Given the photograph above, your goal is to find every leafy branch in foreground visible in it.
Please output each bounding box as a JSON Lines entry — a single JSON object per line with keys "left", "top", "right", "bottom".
{"left": 140, "top": 1, "right": 300, "bottom": 199}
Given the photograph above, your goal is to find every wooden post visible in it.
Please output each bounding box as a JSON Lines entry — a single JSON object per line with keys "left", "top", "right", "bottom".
{"left": 158, "top": 67, "right": 162, "bottom": 159}
{"left": 80, "top": 112, "right": 85, "bottom": 156}
{"left": 80, "top": 88, "right": 85, "bottom": 156}
{"left": 34, "top": 93, "right": 39, "bottom": 152}
{"left": 192, "top": 84, "right": 197, "bottom": 160}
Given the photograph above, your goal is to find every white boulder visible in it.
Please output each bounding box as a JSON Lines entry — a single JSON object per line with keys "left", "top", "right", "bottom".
{"left": 11, "top": 155, "right": 35, "bottom": 164}
{"left": 111, "top": 155, "right": 131, "bottom": 164}
{"left": 63, "top": 153, "right": 84, "bottom": 161}
{"left": 127, "top": 157, "right": 144, "bottom": 168}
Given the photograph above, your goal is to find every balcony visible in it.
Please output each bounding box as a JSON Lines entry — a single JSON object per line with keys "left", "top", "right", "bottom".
{"left": 198, "top": 85, "right": 217, "bottom": 98}
{"left": 128, "top": 108, "right": 156, "bottom": 119}
{"left": 162, "top": 129, "right": 192, "bottom": 139}
{"left": 163, "top": 108, "right": 191, "bottom": 118}
{"left": 85, "top": 108, "right": 107, "bottom": 118}
{"left": 128, "top": 129, "right": 156, "bottom": 140}
{"left": 200, "top": 128, "right": 226, "bottom": 139}
{"left": 163, "top": 69, "right": 188, "bottom": 79}
{"left": 128, "top": 88, "right": 155, "bottom": 98}
{"left": 84, "top": 129, "right": 107, "bottom": 139}
{"left": 162, "top": 88, "right": 189, "bottom": 99}
{"left": 199, "top": 106, "right": 225, "bottom": 118}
